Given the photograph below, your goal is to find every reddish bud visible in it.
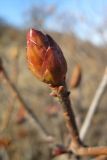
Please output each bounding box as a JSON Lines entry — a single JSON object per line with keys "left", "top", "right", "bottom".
{"left": 70, "top": 64, "right": 82, "bottom": 88}
{"left": 52, "top": 144, "right": 67, "bottom": 157}
{"left": 27, "top": 29, "right": 67, "bottom": 86}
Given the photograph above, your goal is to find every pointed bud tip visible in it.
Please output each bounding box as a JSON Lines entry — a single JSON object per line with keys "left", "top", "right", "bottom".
{"left": 27, "top": 28, "right": 36, "bottom": 40}
{"left": 27, "top": 28, "right": 46, "bottom": 46}
{"left": 27, "top": 28, "right": 44, "bottom": 40}
{"left": 27, "top": 28, "right": 38, "bottom": 46}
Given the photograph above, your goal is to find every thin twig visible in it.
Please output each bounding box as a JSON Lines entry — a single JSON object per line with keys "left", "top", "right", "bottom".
{"left": 0, "top": 58, "right": 53, "bottom": 141}
{"left": 80, "top": 67, "right": 107, "bottom": 141}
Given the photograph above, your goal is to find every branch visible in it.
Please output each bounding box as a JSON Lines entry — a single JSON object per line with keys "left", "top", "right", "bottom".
{"left": 0, "top": 58, "right": 53, "bottom": 142}
{"left": 80, "top": 67, "right": 107, "bottom": 140}
{"left": 50, "top": 81, "right": 107, "bottom": 157}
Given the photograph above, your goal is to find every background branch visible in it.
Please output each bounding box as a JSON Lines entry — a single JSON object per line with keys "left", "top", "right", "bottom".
{"left": 0, "top": 58, "right": 53, "bottom": 142}
{"left": 80, "top": 67, "right": 107, "bottom": 141}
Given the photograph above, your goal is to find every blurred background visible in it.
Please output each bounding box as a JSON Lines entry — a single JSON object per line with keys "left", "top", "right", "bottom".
{"left": 0, "top": 0, "right": 107, "bottom": 159}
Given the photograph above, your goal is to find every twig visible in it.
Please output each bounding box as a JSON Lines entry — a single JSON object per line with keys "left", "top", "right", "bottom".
{"left": 0, "top": 58, "right": 53, "bottom": 141}
{"left": 50, "top": 81, "right": 107, "bottom": 157}
{"left": 80, "top": 67, "right": 107, "bottom": 141}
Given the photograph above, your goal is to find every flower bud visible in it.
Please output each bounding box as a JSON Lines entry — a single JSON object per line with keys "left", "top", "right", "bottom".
{"left": 70, "top": 64, "right": 81, "bottom": 88}
{"left": 27, "top": 29, "right": 67, "bottom": 86}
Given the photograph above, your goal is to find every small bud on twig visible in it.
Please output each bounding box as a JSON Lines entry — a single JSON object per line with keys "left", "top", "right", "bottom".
{"left": 52, "top": 144, "right": 68, "bottom": 157}
{"left": 26, "top": 29, "right": 107, "bottom": 158}
{"left": 27, "top": 29, "right": 67, "bottom": 86}
{"left": 70, "top": 64, "right": 81, "bottom": 88}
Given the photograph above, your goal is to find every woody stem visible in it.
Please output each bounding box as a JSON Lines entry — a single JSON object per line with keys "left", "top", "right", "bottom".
{"left": 58, "top": 82, "right": 81, "bottom": 147}
{"left": 51, "top": 81, "right": 107, "bottom": 157}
